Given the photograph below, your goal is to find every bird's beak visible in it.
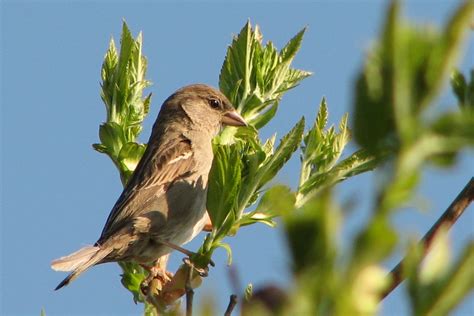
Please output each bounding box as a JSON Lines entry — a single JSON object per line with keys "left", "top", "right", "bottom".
{"left": 222, "top": 110, "right": 247, "bottom": 127}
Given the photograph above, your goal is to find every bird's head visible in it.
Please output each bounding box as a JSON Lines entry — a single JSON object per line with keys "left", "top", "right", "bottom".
{"left": 160, "top": 84, "right": 247, "bottom": 135}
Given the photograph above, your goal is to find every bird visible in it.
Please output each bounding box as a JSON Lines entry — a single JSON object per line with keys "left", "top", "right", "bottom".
{"left": 51, "top": 84, "right": 247, "bottom": 290}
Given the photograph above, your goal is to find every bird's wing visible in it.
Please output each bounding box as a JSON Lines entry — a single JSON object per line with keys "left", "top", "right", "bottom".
{"left": 98, "top": 134, "right": 196, "bottom": 242}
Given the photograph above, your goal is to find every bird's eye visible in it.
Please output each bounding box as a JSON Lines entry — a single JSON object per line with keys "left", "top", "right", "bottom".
{"left": 209, "top": 99, "right": 221, "bottom": 109}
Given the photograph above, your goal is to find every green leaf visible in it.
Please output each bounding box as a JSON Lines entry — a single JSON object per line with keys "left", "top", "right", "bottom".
{"left": 423, "top": 242, "right": 474, "bottom": 316}
{"left": 143, "top": 92, "right": 152, "bottom": 116}
{"left": 217, "top": 242, "right": 233, "bottom": 265}
{"left": 282, "top": 68, "right": 312, "bottom": 91}
{"left": 298, "top": 100, "right": 359, "bottom": 205}
{"left": 219, "top": 21, "right": 253, "bottom": 109}
{"left": 349, "top": 265, "right": 390, "bottom": 315}
{"left": 118, "top": 142, "right": 146, "bottom": 172}
{"left": 100, "top": 39, "right": 119, "bottom": 117}
{"left": 218, "top": 208, "right": 237, "bottom": 238}
{"left": 237, "top": 185, "right": 295, "bottom": 228}
{"left": 354, "top": 215, "right": 398, "bottom": 265}
{"left": 353, "top": 2, "right": 398, "bottom": 152}
{"left": 451, "top": 69, "right": 467, "bottom": 105}
{"left": 251, "top": 102, "right": 278, "bottom": 129}
{"left": 302, "top": 99, "right": 350, "bottom": 174}
{"left": 98, "top": 122, "right": 125, "bottom": 159}
{"left": 335, "top": 113, "right": 350, "bottom": 155}
{"left": 418, "top": 227, "right": 451, "bottom": 284}
{"left": 144, "top": 303, "right": 159, "bottom": 316}
{"left": 426, "top": 109, "right": 474, "bottom": 167}
{"left": 255, "top": 184, "right": 295, "bottom": 216}
{"left": 421, "top": 1, "right": 474, "bottom": 109}
{"left": 451, "top": 69, "right": 474, "bottom": 108}
{"left": 119, "top": 261, "right": 146, "bottom": 304}
{"left": 92, "top": 143, "right": 107, "bottom": 154}
{"left": 117, "top": 142, "right": 146, "bottom": 183}
{"left": 284, "top": 191, "right": 339, "bottom": 273}
{"left": 303, "top": 97, "right": 328, "bottom": 157}
{"left": 297, "top": 149, "right": 386, "bottom": 206}
{"left": 238, "top": 213, "right": 277, "bottom": 228}
{"left": 116, "top": 23, "right": 135, "bottom": 113}
{"left": 256, "top": 117, "right": 305, "bottom": 187}
{"left": 280, "top": 27, "right": 306, "bottom": 62}
{"left": 430, "top": 110, "right": 474, "bottom": 141}
{"left": 207, "top": 144, "right": 242, "bottom": 231}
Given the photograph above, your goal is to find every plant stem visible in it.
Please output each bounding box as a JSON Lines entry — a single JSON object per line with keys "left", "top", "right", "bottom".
{"left": 185, "top": 265, "right": 194, "bottom": 316}
{"left": 382, "top": 177, "right": 474, "bottom": 299}
{"left": 224, "top": 294, "right": 238, "bottom": 316}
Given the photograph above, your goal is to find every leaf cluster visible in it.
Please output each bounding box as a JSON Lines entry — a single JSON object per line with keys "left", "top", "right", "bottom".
{"left": 296, "top": 99, "right": 386, "bottom": 207}
{"left": 218, "top": 21, "right": 311, "bottom": 139}
{"left": 353, "top": 1, "right": 473, "bottom": 159}
{"left": 94, "top": 22, "right": 151, "bottom": 185}
{"left": 197, "top": 21, "right": 311, "bottom": 266}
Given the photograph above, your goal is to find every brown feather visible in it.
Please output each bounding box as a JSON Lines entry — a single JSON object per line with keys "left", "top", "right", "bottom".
{"left": 98, "top": 136, "right": 195, "bottom": 242}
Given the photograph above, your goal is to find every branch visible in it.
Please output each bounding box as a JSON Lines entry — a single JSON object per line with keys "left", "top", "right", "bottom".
{"left": 382, "top": 177, "right": 474, "bottom": 299}
{"left": 185, "top": 264, "right": 194, "bottom": 316}
{"left": 224, "top": 294, "right": 238, "bottom": 316}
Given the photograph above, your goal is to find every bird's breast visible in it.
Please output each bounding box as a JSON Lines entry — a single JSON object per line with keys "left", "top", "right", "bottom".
{"left": 155, "top": 175, "right": 208, "bottom": 243}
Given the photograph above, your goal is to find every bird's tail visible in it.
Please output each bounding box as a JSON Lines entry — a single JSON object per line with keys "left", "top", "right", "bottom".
{"left": 51, "top": 245, "right": 111, "bottom": 290}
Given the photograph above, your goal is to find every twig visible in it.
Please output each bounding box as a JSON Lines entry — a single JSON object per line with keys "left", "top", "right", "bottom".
{"left": 382, "top": 177, "right": 474, "bottom": 299}
{"left": 224, "top": 294, "right": 238, "bottom": 316}
{"left": 185, "top": 263, "right": 194, "bottom": 316}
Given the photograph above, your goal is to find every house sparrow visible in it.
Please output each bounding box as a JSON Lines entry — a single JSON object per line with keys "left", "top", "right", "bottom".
{"left": 52, "top": 84, "right": 246, "bottom": 290}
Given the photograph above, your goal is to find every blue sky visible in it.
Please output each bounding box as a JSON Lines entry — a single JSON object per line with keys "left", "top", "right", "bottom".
{"left": 1, "top": 1, "right": 473, "bottom": 315}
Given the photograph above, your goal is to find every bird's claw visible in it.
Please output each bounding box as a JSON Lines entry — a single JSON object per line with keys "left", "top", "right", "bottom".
{"left": 182, "top": 257, "right": 211, "bottom": 277}
{"left": 140, "top": 264, "right": 173, "bottom": 296}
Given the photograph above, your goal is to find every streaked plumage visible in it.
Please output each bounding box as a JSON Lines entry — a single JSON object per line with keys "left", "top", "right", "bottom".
{"left": 52, "top": 84, "right": 246, "bottom": 290}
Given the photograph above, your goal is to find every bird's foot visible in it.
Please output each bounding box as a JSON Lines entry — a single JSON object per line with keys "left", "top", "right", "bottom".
{"left": 140, "top": 264, "right": 173, "bottom": 296}
{"left": 183, "top": 257, "right": 210, "bottom": 277}
{"left": 158, "top": 239, "right": 215, "bottom": 268}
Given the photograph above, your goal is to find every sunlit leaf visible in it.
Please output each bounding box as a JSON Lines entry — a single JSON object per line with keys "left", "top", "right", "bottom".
{"left": 217, "top": 242, "right": 233, "bottom": 266}
{"left": 207, "top": 144, "right": 242, "bottom": 230}
{"left": 98, "top": 122, "right": 125, "bottom": 158}
{"left": 351, "top": 265, "right": 389, "bottom": 315}
{"left": 298, "top": 149, "right": 385, "bottom": 206}
{"left": 419, "top": 226, "right": 451, "bottom": 284}
{"left": 219, "top": 21, "right": 310, "bottom": 131}
{"left": 118, "top": 142, "right": 147, "bottom": 182}
{"left": 256, "top": 117, "right": 305, "bottom": 187}
{"left": 120, "top": 262, "right": 146, "bottom": 304}
{"left": 423, "top": 242, "right": 474, "bottom": 316}
{"left": 255, "top": 184, "right": 295, "bottom": 216}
